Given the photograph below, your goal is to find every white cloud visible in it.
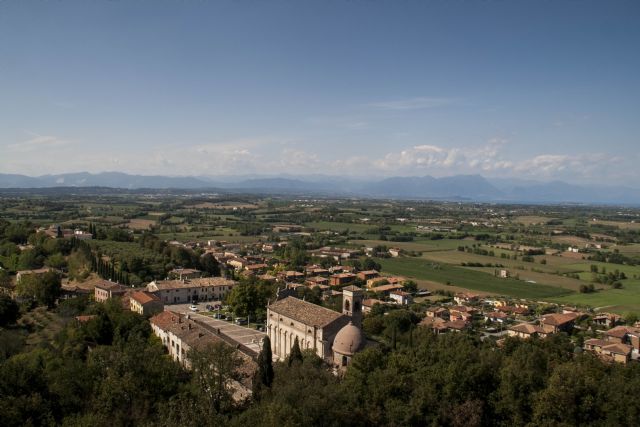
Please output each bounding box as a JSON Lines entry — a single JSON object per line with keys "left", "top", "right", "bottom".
{"left": 0, "top": 131, "right": 633, "bottom": 185}
{"left": 7, "top": 132, "right": 73, "bottom": 152}
{"left": 367, "top": 97, "right": 457, "bottom": 111}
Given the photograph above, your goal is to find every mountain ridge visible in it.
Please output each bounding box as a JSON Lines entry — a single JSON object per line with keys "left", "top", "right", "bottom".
{"left": 1, "top": 172, "right": 639, "bottom": 205}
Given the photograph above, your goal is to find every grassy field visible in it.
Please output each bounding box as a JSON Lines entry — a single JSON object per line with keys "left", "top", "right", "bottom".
{"left": 127, "top": 219, "right": 156, "bottom": 230}
{"left": 514, "top": 216, "right": 555, "bottom": 225}
{"left": 615, "top": 244, "right": 640, "bottom": 256}
{"left": 589, "top": 219, "right": 640, "bottom": 231}
{"left": 552, "top": 279, "right": 640, "bottom": 314}
{"left": 307, "top": 221, "right": 415, "bottom": 234}
{"left": 378, "top": 257, "right": 573, "bottom": 299}
{"left": 561, "top": 261, "right": 640, "bottom": 278}
{"left": 354, "top": 238, "right": 468, "bottom": 253}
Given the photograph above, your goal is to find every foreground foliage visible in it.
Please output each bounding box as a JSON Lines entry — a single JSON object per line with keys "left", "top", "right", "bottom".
{"left": 1, "top": 300, "right": 640, "bottom": 426}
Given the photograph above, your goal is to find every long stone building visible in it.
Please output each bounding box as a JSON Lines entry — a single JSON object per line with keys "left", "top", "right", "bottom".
{"left": 146, "top": 277, "right": 236, "bottom": 304}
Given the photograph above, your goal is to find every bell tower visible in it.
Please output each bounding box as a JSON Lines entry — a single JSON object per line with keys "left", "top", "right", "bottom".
{"left": 342, "top": 285, "right": 363, "bottom": 327}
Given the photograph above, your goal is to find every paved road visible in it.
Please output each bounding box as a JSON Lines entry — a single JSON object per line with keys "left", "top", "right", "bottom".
{"left": 166, "top": 302, "right": 267, "bottom": 353}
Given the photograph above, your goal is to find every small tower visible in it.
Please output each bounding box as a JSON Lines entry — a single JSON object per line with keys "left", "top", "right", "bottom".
{"left": 342, "top": 285, "right": 363, "bottom": 327}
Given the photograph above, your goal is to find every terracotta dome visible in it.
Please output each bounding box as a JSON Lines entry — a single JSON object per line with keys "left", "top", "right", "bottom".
{"left": 332, "top": 321, "right": 364, "bottom": 356}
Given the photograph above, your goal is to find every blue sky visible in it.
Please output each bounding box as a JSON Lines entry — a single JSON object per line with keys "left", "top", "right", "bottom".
{"left": 1, "top": 0, "right": 639, "bottom": 184}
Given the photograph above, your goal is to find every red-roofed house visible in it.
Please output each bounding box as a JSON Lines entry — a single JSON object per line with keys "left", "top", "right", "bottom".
{"left": 130, "top": 291, "right": 163, "bottom": 316}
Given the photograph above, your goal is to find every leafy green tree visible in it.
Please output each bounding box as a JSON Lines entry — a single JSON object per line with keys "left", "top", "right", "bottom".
{"left": 0, "top": 269, "right": 11, "bottom": 290}
{"left": 363, "top": 257, "right": 381, "bottom": 271}
{"left": 190, "top": 342, "right": 242, "bottom": 415}
{"left": 403, "top": 279, "right": 418, "bottom": 293}
{"left": 45, "top": 253, "right": 67, "bottom": 270}
{"left": 15, "top": 271, "right": 61, "bottom": 307}
{"left": 200, "top": 253, "right": 221, "bottom": 276}
{"left": 17, "top": 248, "right": 43, "bottom": 270}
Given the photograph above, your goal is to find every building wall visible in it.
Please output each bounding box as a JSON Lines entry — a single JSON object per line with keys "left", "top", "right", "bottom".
{"left": 153, "top": 285, "right": 232, "bottom": 304}
{"left": 130, "top": 299, "right": 163, "bottom": 316}
{"left": 94, "top": 288, "right": 109, "bottom": 303}
{"left": 267, "top": 309, "right": 325, "bottom": 361}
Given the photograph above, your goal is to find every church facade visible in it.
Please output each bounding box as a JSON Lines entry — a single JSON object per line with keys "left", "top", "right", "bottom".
{"left": 266, "top": 285, "right": 365, "bottom": 368}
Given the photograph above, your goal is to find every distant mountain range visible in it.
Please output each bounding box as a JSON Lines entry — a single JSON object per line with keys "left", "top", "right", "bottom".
{"left": 1, "top": 172, "right": 639, "bottom": 205}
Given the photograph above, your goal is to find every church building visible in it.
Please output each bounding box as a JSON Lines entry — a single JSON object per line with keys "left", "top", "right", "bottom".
{"left": 266, "top": 285, "right": 366, "bottom": 368}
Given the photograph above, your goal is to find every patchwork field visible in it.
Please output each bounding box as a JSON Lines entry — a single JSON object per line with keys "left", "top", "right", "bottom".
{"left": 354, "top": 238, "right": 469, "bottom": 252}
{"left": 127, "top": 218, "right": 156, "bottom": 230}
{"left": 378, "top": 257, "right": 573, "bottom": 299}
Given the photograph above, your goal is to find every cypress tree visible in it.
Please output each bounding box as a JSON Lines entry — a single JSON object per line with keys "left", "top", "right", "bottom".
{"left": 288, "top": 336, "right": 303, "bottom": 366}
{"left": 253, "top": 336, "right": 274, "bottom": 398}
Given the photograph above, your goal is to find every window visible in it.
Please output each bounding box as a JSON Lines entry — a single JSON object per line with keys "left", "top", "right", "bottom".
{"left": 342, "top": 355, "right": 348, "bottom": 366}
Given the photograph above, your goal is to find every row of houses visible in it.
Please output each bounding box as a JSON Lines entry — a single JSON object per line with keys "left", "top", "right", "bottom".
{"left": 583, "top": 326, "right": 640, "bottom": 364}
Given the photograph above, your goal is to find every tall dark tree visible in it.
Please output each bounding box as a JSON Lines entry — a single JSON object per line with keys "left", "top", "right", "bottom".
{"left": 0, "top": 294, "right": 19, "bottom": 326}
{"left": 200, "top": 253, "right": 221, "bottom": 276}
{"left": 288, "top": 337, "right": 303, "bottom": 367}
{"left": 258, "top": 336, "right": 274, "bottom": 388}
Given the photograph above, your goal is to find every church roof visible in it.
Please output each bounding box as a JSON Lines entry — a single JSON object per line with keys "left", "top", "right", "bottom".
{"left": 268, "top": 296, "right": 345, "bottom": 328}
{"left": 332, "top": 322, "right": 365, "bottom": 356}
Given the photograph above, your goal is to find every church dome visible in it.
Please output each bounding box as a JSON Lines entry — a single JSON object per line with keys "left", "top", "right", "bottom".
{"left": 332, "top": 322, "right": 364, "bottom": 356}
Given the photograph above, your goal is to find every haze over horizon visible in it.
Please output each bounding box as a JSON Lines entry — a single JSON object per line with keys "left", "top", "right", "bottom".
{"left": 1, "top": 1, "right": 639, "bottom": 186}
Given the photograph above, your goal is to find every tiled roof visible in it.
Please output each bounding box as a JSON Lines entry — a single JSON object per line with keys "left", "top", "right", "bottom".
{"left": 540, "top": 312, "right": 578, "bottom": 326}
{"left": 419, "top": 316, "right": 448, "bottom": 329}
{"left": 372, "top": 284, "right": 404, "bottom": 292}
{"left": 94, "top": 280, "right": 128, "bottom": 292}
{"left": 268, "top": 296, "right": 345, "bottom": 328}
{"left": 147, "top": 277, "right": 235, "bottom": 291}
{"left": 362, "top": 298, "right": 385, "bottom": 307}
{"left": 446, "top": 320, "right": 469, "bottom": 330}
{"left": 602, "top": 343, "right": 632, "bottom": 355}
{"left": 584, "top": 338, "right": 607, "bottom": 347}
{"left": 131, "top": 291, "right": 160, "bottom": 305}
{"left": 150, "top": 310, "right": 177, "bottom": 330}
{"left": 189, "top": 277, "right": 236, "bottom": 287}
{"left": 510, "top": 323, "right": 546, "bottom": 334}
{"left": 606, "top": 326, "right": 632, "bottom": 339}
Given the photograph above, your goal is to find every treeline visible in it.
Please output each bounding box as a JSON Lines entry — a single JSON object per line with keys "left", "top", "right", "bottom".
{"left": 238, "top": 331, "right": 640, "bottom": 427}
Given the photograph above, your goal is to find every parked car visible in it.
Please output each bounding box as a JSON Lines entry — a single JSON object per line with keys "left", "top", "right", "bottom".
{"left": 189, "top": 305, "right": 199, "bottom": 312}
{"left": 205, "top": 304, "right": 213, "bottom": 311}
{"left": 235, "top": 317, "right": 247, "bottom": 325}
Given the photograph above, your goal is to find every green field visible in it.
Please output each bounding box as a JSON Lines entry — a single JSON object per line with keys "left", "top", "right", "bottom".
{"left": 561, "top": 261, "right": 640, "bottom": 279}
{"left": 354, "top": 238, "right": 468, "bottom": 252}
{"left": 378, "top": 257, "right": 573, "bottom": 299}
{"left": 307, "top": 221, "right": 414, "bottom": 234}
{"left": 552, "top": 279, "right": 640, "bottom": 314}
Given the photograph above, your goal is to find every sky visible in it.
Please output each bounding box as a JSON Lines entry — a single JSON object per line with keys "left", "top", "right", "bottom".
{"left": 1, "top": 0, "right": 639, "bottom": 184}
